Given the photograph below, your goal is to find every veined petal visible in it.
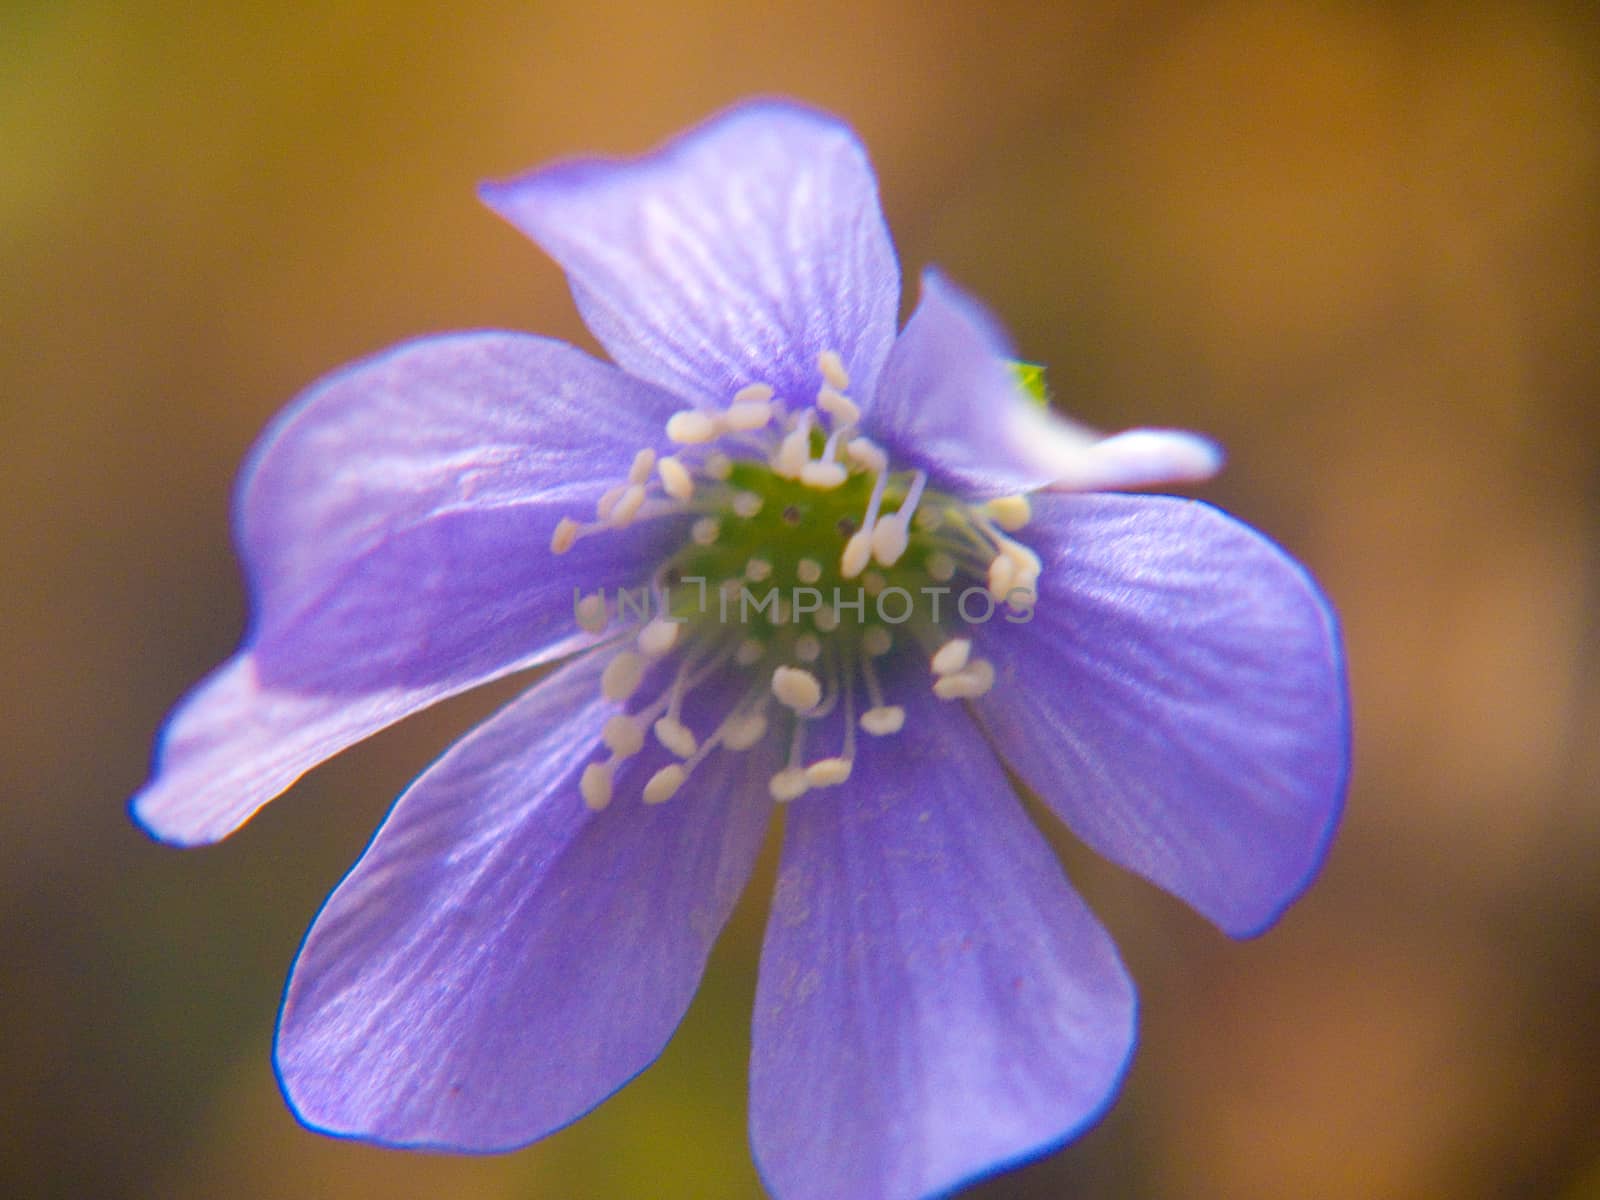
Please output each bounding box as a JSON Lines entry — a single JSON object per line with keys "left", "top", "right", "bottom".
{"left": 133, "top": 332, "right": 682, "bottom": 845}
{"left": 276, "top": 650, "right": 773, "bottom": 1151}
{"left": 480, "top": 101, "right": 900, "bottom": 409}
{"left": 974, "top": 494, "right": 1349, "bottom": 938}
{"left": 867, "top": 271, "right": 1221, "bottom": 496}
{"left": 750, "top": 690, "right": 1135, "bottom": 1200}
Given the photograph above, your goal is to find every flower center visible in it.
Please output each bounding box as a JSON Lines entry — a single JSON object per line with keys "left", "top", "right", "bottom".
{"left": 550, "top": 351, "right": 1042, "bottom": 809}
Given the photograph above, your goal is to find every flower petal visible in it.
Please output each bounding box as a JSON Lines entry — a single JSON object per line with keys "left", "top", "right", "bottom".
{"left": 276, "top": 650, "right": 773, "bottom": 1151}
{"left": 974, "top": 493, "right": 1349, "bottom": 937}
{"left": 480, "top": 101, "right": 900, "bottom": 409}
{"left": 133, "top": 332, "right": 681, "bottom": 845}
{"left": 750, "top": 691, "right": 1135, "bottom": 1200}
{"left": 867, "top": 270, "right": 1221, "bottom": 496}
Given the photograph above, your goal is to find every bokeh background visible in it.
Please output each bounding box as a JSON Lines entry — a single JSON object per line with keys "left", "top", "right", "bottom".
{"left": 4, "top": 3, "right": 1598, "bottom": 1198}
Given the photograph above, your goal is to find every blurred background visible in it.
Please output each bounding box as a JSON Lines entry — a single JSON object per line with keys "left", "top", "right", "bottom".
{"left": 4, "top": 3, "right": 1597, "bottom": 1197}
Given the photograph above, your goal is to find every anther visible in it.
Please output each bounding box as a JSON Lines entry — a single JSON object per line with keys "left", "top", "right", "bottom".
{"left": 602, "top": 715, "right": 645, "bottom": 757}
{"left": 769, "top": 767, "right": 810, "bottom": 802}
{"left": 611, "top": 484, "right": 646, "bottom": 526}
{"left": 657, "top": 456, "right": 694, "bottom": 501}
{"left": 845, "top": 438, "right": 887, "bottom": 473}
{"left": 653, "top": 716, "right": 699, "bottom": 759}
{"left": 575, "top": 592, "right": 608, "bottom": 633}
{"left": 735, "top": 638, "right": 766, "bottom": 665}
{"left": 796, "top": 558, "right": 822, "bottom": 584}
{"left": 800, "top": 459, "right": 848, "bottom": 490}
{"left": 628, "top": 448, "right": 656, "bottom": 485}
{"left": 722, "top": 710, "right": 768, "bottom": 750}
{"left": 732, "top": 491, "right": 763, "bottom": 518}
{"left": 643, "top": 764, "right": 687, "bottom": 805}
{"left": 637, "top": 618, "right": 681, "bottom": 657}
{"left": 817, "top": 385, "right": 860, "bottom": 427}
{"left": 725, "top": 397, "right": 774, "bottom": 431}
{"left": 580, "top": 762, "right": 614, "bottom": 811}
{"left": 601, "top": 652, "right": 646, "bottom": 702}
{"left": 931, "top": 637, "right": 972, "bottom": 676}
{"left": 932, "top": 658, "right": 996, "bottom": 700}
{"left": 813, "top": 606, "right": 840, "bottom": 632}
{"left": 818, "top": 349, "right": 850, "bottom": 391}
{"left": 805, "top": 757, "right": 853, "bottom": 787}
{"left": 596, "top": 485, "right": 625, "bottom": 521}
{"left": 926, "top": 551, "right": 957, "bottom": 582}
{"left": 772, "top": 665, "right": 823, "bottom": 712}
{"left": 666, "top": 410, "right": 719, "bottom": 444}
{"left": 773, "top": 423, "right": 811, "bottom": 479}
{"left": 691, "top": 517, "right": 720, "bottom": 545}
{"left": 987, "top": 553, "right": 1017, "bottom": 600}
{"left": 794, "top": 633, "right": 821, "bottom": 663}
{"left": 551, "top": 517, "right": 580, "bottom": 554}
{"left": 733, "top": 382, "right": 775, "bottom": 405}
{"left": 840, "top": 530, "right": 873, "bottom": 579}
{"left": 862, "top": 626, "right": 892, "bottom": 657}
{"left": 745, "top": 557, "right": 773, "bottom": 582}
{"left": 984, "top": 495, "right": 1032, "bottom": 531}
{"left": 704, "top": 452, "right": 733, "bottom": 480}
{"left": 859, "top": 705, "right": 906, "bottom": 736}
{"left": 869, "top": 515, "right": 909, "bottom": 566}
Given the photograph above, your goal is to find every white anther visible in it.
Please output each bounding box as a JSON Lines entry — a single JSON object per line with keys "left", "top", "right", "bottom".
{"left": 611, "top": 484, "right": 647, "bottom": 526}
{"left": 666, "top": 410, "right": 719, "bottom": 445}
{"left": 814, "top": 606, "right": 840, "bottom": 633}
{"left": 931, "top": 637, "right": 972, "bottom": 676}
{"left": 768, "top": 767, "right": 810, "bottom": 802}
{"left": 772, "top": 665, "right": 823, "bottom": 712}
{"left": 797, "top": 558, "right": 823, "bottom": 584}
{"left": 817, "top": 385, "right": 860, "bottom": 427}
{"left": 794, "top": 633, "right": 821, "bottom": 663}
{"left": 818, "top": 349, "right": 851, "bottom": 391}
{"left": 581, "top": 762, "right": 614, "bottom": 811}
{"left": 862, "top": 626, "right": 892, "bottom": 656}
{"left": 732, "top": 491, "right": 763, "bottom": 518}
{"left": 845, "top": 438, "right": 887, "bottom": 473}
{"left": 654, "top": 716, "right": 699, "bottom": 759}
{"left": 746, "top": 558, "right": 773, "bottom": 582}
{"left": 576, "top": 592, "right": 608, "bottom": 633}
{"left": 805, "top": 757, "right": 853, "bottom": 787}
{"left": 800, "top": 460, "right": 848, "bottom": 490}
{"left": 722, "top": 711, "right": 768, "bottom": 751}
{"left": 637, "top": 618, "right": 681, "bottom": 657}
{"left": 704, "top": 452, "right": 733, "bottom": 481}
{"left": 987, "top": 553, "right": 1017, "bottom": 600}
{"left": 628, "top": 448, "right": 656, "bottom": 485}
{"left": 1001, "top": 540, "right": 1042, "bottom": 591}
{"left": 551, "top": 517, "right": 580, "bottom": 555}
{"left": 734, "top": 382, "right": 776, "bottom": 405}
{"left": 985, "top": 495, "right": 1032, "bottom": 531}
{"left": 870, "top": 515, "right": 909, "bottom": 566}
{"left": 657, "top": 455, "right": 694, "bottom": 501}
{"left": 643, "top": 764, "right": 687, "bottom": 805}
{"left": 691, "top": 517, "right": 720, "bottom": 545}
{"left": 724, "top": 398, "right": 773, "bottom": 431}
{"left": 932, "top": 657, "right": 996, "bottom": 700}
{"left": 773, "top": 428, "right": 811, "bottom": 479}
{"left": 601, "top": 652, "right": 646, "bottom": 702}
{"left": 926, "top": 551, "right": 956, "bottom": 583}
{"left": 859, "top": 705, "right": 906, "bottom": 736}
{"left": 840, "top": 530, "right": 873, "bottom": 579}
{"left": 602, "top": 715, "right": 645, "bottom": 757}
{"left": 735, "top": 638, "right": 766, "bottom": 665}
{"left": 596, "top": 485, "right": 625, "bottom": 521}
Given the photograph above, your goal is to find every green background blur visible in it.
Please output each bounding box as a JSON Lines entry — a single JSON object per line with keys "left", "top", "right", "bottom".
{"left": 4, "top": 3, "right": 1598, "bottom": 1198}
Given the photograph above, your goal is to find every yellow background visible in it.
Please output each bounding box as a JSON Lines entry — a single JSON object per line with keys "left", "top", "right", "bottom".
{"left": 3, "top": 3, "right": 1597, "bottom": 1197}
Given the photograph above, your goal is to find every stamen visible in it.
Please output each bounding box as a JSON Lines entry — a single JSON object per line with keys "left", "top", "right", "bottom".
{"left": 773, "top": 413, "right": 813, "bottom": 479}
{"left": 987, "top": 553, "right": 1017, "bottom": 600}
{"left": 859, "top": 705, "right": 906, "bottom": 736}
{"left": 733, "top": 382, "right": 776, "bottom": 405}
{"left": 732, "top": 491, "right": 763, "bottom": 518}
{"left": 817, "top": 385, "right": 860, "bottom": 427}
{"left": 871, "top": 471, "right": 926, "bottom": 567}
{"left": 862, "top": 626, "right": 892, "bottom": 657}
{"left": 643, "top": 764, "right": 687, "bottom": 805}
{"left": 691, "top": 517, "right": 720, "bottom": 545}
{"left": 601, "top": 652, "right": 646, "bottom": 702}
{"left": 666, "top": 410, "right": 719, "bottom": 445}
{"left": 628, "top": 448, "right": 656, "bottom": 485}
{"left": 813, "top": 605, "right": 840, "bottom": 632}
{"left": 580, "top": 762, "right": 614, "bottom": 811}
{"left": 926, "top": 551, "right": 957, "bottom": 582}
{"left": 735, "top": 638, "right": 766, "bottom": 666}
{"left": 818, "top": 349, "right": 850, "bottom": 391}
{"left": 805, "top": 758, "right": 852, "bottom": 786}
{"left": 745, "top": 557, "right": 773, "bottom": 582}
{"left": 931, "top": 637, "right": 972, "bottom": 676}
{"left": 704, "top": 452, "right": 733, "bottom": 481}
{"left": 841, "top": 469, "right": 888, "bottom": 578}
{"left": 657, "top": 455, "right": 694, "bottom": 501}
{"left": 596, "top": 485, "right": 625, "bottom": 521}
{"left": 722, "top": 707, "right": 769, "bottom": 750}
{"left": 769, "top": 768, "right": 809, "bottom": 802}
{"left": 551, "top": 517, "right": 580, "bottom": 554}
{"left": 796, "top": 558, "right": 822, "bottom": 584}
{"left": 772, "top": 665, "right": 822, "bottom": 713}
{"left": 794, "top": 633, "right": 821, "bottom": 663}
{"left": 800, "top": 458, "right": 848, "bottom": 490}
{"left": 724, "top": 397, "right": 774, "bottom": 431}
{"left": 845, "top": 437, "right": 887, "bottom": 473}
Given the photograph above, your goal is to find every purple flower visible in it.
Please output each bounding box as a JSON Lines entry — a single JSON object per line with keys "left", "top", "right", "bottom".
{"left": 133, "top": 101, "right": 1348, "bottom": 1200}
